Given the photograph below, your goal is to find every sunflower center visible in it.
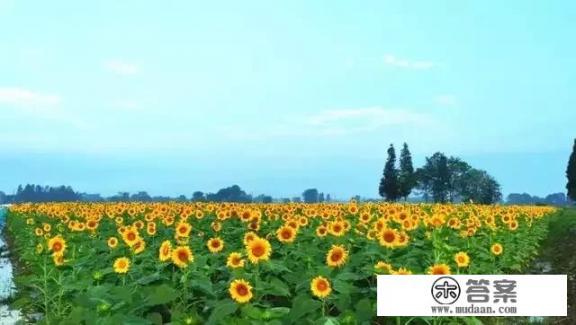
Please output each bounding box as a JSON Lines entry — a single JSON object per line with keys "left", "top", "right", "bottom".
{"left": 383, "top": 231, "right": 395, "bottom": 243}
{"left": 178, "top": 250, "right": 189, "bottom": 262}
{"left": 53, "top": 242, "right": 62, "bottom": 252}
{"left": 236, "top": 284, "right": 248, "bottom": 296}
{"left": 316, "top": 280, "right": 328, "bottom": 291}
{"left": 330, "top": 251, "right": 342, "bottom": 262}
{"left": 252, "top": 244, "right": 265, "bottom": 257}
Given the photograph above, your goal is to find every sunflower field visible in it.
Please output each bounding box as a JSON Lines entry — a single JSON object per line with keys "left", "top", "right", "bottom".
{"left": 4, "top": 202, "right": 556, "bottom": 324}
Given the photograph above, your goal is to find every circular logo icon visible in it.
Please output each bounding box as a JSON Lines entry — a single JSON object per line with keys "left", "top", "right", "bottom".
{"left": 431, "top": 276, "right": 461, "bottom": 305}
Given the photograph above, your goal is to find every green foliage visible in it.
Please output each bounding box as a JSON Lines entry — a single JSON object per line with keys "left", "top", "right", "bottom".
{"left": 567, "top": 139, "right": 576, "bottom": 202}
{"left": 379, "top": 144, "right": 400, "bottom": 201}
{"left": 398, "top": 143, "right": 417, "bottom": 201}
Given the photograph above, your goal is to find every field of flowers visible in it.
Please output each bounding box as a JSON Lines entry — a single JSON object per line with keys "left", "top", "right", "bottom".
{"left": 4, "top": 202, "right": 556, "bottom": 324}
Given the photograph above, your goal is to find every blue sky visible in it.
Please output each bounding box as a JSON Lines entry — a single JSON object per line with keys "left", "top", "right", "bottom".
{"left": 1, "top": 0, "right": 575, "bottom": 199}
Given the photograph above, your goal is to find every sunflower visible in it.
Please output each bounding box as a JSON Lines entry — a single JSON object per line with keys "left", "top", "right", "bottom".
{"left": 43, "top": 223, "right": 51, "bottom": 232}
{"left": 53, "top": 252, "right": 64, "bottom": 266}
{"left": 374, "top": 261, "right": 393, "bottom": 274}
{"left": 207, "top": 237, "right": 224, "bottom": 253}
{"left": 211, "top": 221, "right": 222, "bottom": 232}
{"left": 107, "top": 237, "right": 118, "bottom": 248}
{"left": 35, "top": 228, "right": 44, "bottom": 236}
{"left": 175, "top": 221, "right": 192, "bottom": 238}
{"left": 276, "top": 226, "right": 296, "bottom": 244}
{"left": 329, "top": 221, "right": 345, "bottom": 237}
{"left": 35, "top": 243, "right": 43, "bottom": 255}
{"left": 454, "top": 252, "right": 470, "bottom": 268}
{"left": 243, "top": 231, "right": 258, "bottom": 245}
{"left": 86, "top": 220, "right": 98, "bottom": 231}
{"left": 396, "top": 232, "right": 410, "bottom": 247}
{"left": 122, "top": 227, "right": 140, "bottom": 247}
{"left": 159, "top": 240, "right": 172, "bottom": 262}
{"left": 359, "top": 212, "right": 372, "bottom": 224}
{"left": 428, "top": 263, "right": 451, "bottom": 275}
{"left": 326, "top": 245, "right": 348, "bottom": 268}
{"left": 132, "top": 239, "right": 146, "bottom": 254}
{"left": 226, "top": 252, "right": 245, "bottom": 269}
{"left": 379, "top": 228, "right": 399, "bottom": 248}
{"left": 47, "top": 235, "right": 66, "bottom": 254}
{"left": 392, "top": 267, "right": 413, "bottom": 275}
{"left": 172, "top": 246, "right": 194, "bottom": 268}
{"left": 146, "top": 224, "right": 157, "bottom": 236}
{"left": 113, "top": 257, "right": 130, "bottom": 274}
{"left": 229, "top": 279, "right": 253, "bottom": 303}
{"left": 491, "top": 243, "right": 503, "bottom": 256}
{"left": 316, "top": 225, "right": 328, "bottom": 237}
{"left": 310, "top": 276, "right": 331, "bottom": 299}
{"left": 245, "top": 237, "right": 272, "bottom": 264}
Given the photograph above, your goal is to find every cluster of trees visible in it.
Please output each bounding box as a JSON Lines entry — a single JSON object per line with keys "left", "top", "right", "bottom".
{"left": 0, "top": 184, "right": 332, "bottom": 204}
{"left": 567, "top": 139, "right": 576, "bottom": 202}
{"left": 506, "top": 192, "right": 571, "bottom": 206}
{"left": 379, "top": 144, "right": 502, "bottom": 204}
{"left": 0, "top": 185, "right": 81, "bottom": 203}
{"left": 301, "top": 189, "right": 330, "bottom": 203}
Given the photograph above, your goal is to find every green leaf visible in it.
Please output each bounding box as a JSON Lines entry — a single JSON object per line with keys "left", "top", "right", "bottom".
{"left": 207, "top": 299, "right": 238, "bottom": 325}
{"left": 136, "top": 272, "right": 162, "bottom": 285}
{"left": 354, "top": 298, "right": 372, "bottom": 323}
{"left": 142, "top": 284, "right": 179, "bottom": 306}
{"left": 314, "top": 317, "right": 340, "bottom": 325}
{"left": 462, "top": 317, "right": 484, "bottom": 325}
{"left": 146, "top": 312, "right": 163, "bottom": 325}
{"left": 240, "top": 304, "right": 262, "bottom": 320}
{"left": 287, "top": 295, "right": 321, "bottom": 322}
{"left": 267, "top": 277, "right": 291, "bottom": 297}
{"left": 266, "top": 307, "right": 290, "bottom": 319}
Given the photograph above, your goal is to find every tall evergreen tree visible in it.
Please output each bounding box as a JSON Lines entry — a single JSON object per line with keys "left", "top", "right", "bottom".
{"left": 398, "top": 143, "right": 417, "bottom": 201}
{"left": 567, "top": 139, "right": 576, "bottom": 202}
{"left": 379, "top": 144, "right": 400, "bottom": 201}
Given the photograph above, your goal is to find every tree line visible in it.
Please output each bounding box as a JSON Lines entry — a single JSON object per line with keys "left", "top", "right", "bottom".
{"left": 0, "top": 184, "right": 332, "bottom": 204}
{"left": 379, "top": 143, "right": 502, "bottom": 204}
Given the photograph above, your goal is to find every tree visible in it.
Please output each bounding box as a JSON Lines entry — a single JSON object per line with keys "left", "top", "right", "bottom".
{"left": 131, "top": 191, "right": 152, "bottom": 202}
{"left": 446, "top": 157, "right": 472, "bottom": 202}
{"left": 379, "top": 144, "right": 400, "bottom": 201}
{"left": 398, "top": 143, "right": 417, "bottom": 201}
{"left": 192, "top": 191, "right": 206, "bottom": 202}
{"left": 567, "top": 139, "right": 576, "bottom": 202}
{"left": 460, "top": 169, "right": 502, "bottom": 204}
{"left": 416, "top": 152, "right": 451, "bottom": 203}
{"left": 302, "top": 189, "right": 319, "bottom": 203}
{"left": 318, "top": 192, "right": 325, "bottom": 202}
{"left": 206, "top": 185, "right": 252, "bottom": 202}
{"left": 254, "top": 194, "right": 273, "bottom": 203}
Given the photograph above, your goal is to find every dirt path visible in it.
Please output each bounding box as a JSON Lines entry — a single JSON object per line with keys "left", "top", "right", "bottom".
{"left": 530, "top": 208, "right": 576, "bottom": 324}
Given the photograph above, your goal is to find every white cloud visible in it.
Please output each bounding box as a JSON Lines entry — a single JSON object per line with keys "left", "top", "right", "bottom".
{"left": 112, "top": 99, "right": 141, "bottom": 110}
{"left": 306, "top": 107, "right": 430, "bottom": 130}
{"left": 0, "top": 87, "right": 61, "bottom": 106}
{"left": 229, "top": 107, "right": 434, "bottom": 140}
{"left": 434, "top": 94, "right": 458, "bottom": 107}
{"left": 104, "top": 60, "right": 140, "bottom": 76}
{"left": 383, "top": 54, "right": 435, "bottom": 70}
